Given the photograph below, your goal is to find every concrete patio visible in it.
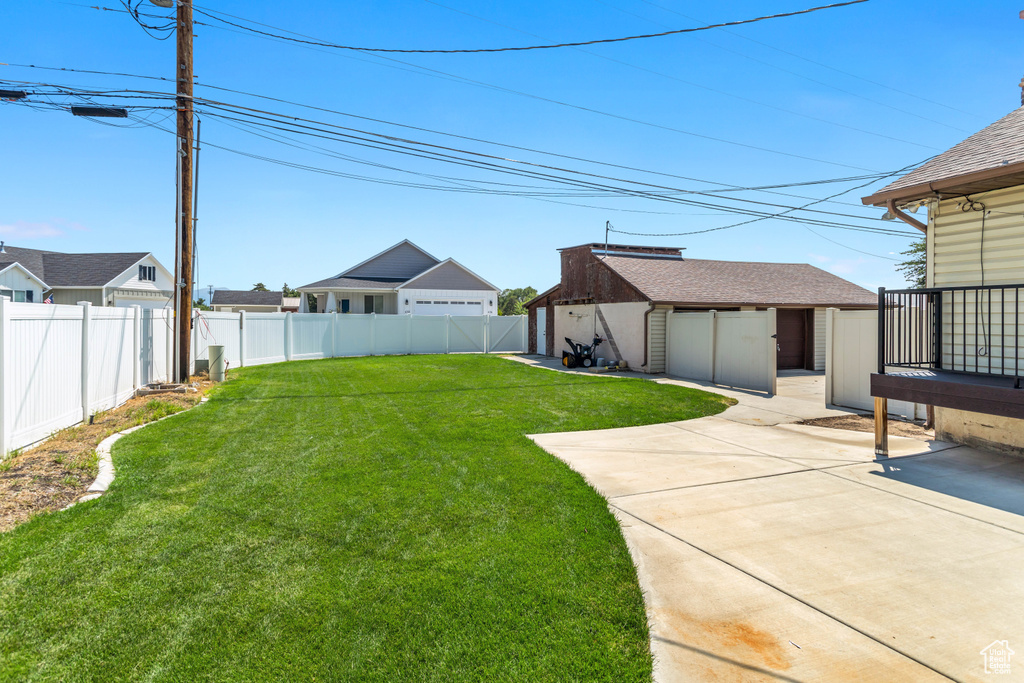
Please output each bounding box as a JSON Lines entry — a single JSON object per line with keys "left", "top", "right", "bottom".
{"left": 513, "top": 356, "right": 1024, "bottom": 682}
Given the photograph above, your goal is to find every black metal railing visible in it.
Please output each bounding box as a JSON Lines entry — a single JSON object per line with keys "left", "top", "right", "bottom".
{"left": 878, "top": 284, "right": 1024, "bottom": 380}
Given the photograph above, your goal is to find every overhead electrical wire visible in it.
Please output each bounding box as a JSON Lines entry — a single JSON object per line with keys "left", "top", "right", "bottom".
{"left": 3, "top": 79, "right": 917, "bottom": 236}
{"left": 189, "top": 0, "right": 868, "bottom": 54}
{"left": 59, "top": 3, "right": 888, "bottom": 174}
{"left": 1, "top": 60, "right": 893, "bottom": 209}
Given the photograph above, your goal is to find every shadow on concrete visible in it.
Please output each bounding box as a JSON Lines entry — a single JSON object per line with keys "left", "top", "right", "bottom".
{"left": 872, "top": 450, "right": 1024, "bottom": 518}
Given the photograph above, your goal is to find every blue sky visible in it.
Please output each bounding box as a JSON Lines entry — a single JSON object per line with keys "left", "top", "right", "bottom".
{"left": 2, "top": 0, "right": 1021, "bottom": 297}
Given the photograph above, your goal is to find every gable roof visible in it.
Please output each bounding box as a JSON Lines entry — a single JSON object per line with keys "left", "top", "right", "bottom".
{"left": 0, "top": 246, "right": 151, "bottom": 287}
{"left": 338, "top": 240, "right": 440, "bottom": 280}
{"left": 211, "top": 289, "right": 283, "bottom": 306}
{"left": 398, "top": 258, "right": 499, "bottom": 292}
{"left": 298, "top": 276, "right": 404, "bottom": 291}
{"left": 863, "top": 106, "right": 1024, "bottom": 206}
{"left": 599, "top": 255, "right": 877, "bottom": 307}
{"left": 0, "top": 262, "right": 50, "bottom": 290}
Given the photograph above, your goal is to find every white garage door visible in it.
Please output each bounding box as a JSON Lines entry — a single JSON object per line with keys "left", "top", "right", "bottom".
{"left": 413, "top": 299, "right": 484, "bottom": 316}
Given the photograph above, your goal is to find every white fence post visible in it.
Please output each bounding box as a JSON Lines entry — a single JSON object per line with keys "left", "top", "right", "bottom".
{"left": 133, "top": 305, "right": 141, "bottom": 391}
{"left": 0, "top": 297, "right": 7, "bottom": 455}
{"left": 521, "top": 314, "right": 527, "bottom": 352}
{"left": 165, "top": 309, "right": 173, "bottom": 384}
{"left": 484, "top": 315, "right": 491, "bottom": 353}
{"left": 80, "top": 301, "right": 91, "bottom": 421}
{"left": 331, "top": 312, "right": 338, "bottom": 358}
{"left": 239, "top": 310, "right": 247, "bottom": 367}
{"left": 285, "top": 312, "right": 293, "bottom": 362}
{"left": 405, "top": 313, "right": 412, "bottom": 355}
{"left": 445, "top": 315, "right": 451, "bottom": 354}
{"left": 825, "top": 307, "right": 836, "bottom": 407}
{"left": 370, "top": 313, "right": 376, "bottom": 356}
{"left": 767, "top": 307, "right": 778, "bottom": 396}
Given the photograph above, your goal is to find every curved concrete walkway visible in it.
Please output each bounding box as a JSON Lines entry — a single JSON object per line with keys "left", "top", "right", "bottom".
{"left": 512, "top": 356, "right": 1024, "bottom": 682}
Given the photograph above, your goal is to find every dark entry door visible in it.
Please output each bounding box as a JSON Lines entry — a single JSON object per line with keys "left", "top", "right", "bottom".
{"left": 776, "top": 309, "right": 806, "bottom": 369}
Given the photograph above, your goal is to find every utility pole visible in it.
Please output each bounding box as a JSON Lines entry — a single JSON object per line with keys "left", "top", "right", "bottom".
{"left": 176, "top": 0, "right": 194, "bottom": 383}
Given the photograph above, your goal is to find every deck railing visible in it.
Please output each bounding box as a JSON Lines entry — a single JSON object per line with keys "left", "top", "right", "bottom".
{"left": 878, "top": 285, "right": 1024, "bottom": 381}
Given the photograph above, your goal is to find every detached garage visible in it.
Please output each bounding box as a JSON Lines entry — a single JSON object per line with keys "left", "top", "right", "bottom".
{"left": 526, "top": 243, "right": 877, "bottom": 374}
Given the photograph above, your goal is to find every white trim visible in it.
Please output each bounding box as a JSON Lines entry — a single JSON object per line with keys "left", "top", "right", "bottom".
{"left": 0, "top": 262, "right": 49, "bottom": 291}
{"left": 396, "top": 258, "right": 500, "bottom": 292}
{"left": 104, "top": 253, "right": 175, "bottom": 289}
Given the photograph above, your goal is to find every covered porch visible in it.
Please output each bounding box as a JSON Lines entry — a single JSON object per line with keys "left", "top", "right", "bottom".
{"left": 300, "top": 289, "right": 399, "bottom": 315}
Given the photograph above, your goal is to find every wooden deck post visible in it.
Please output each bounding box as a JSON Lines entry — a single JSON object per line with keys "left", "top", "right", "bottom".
{"left": 874, "top": 397, "right": 889, "bottom": 458}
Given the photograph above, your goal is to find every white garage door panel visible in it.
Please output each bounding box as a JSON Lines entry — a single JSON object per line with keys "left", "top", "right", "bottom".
{"left": 413, "top": 299, "right": 484, "bottom": 316}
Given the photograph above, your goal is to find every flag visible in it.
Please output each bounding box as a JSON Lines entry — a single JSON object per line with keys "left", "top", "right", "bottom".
{"left": 43, "top": 296, "right": 53, "bottom": 304}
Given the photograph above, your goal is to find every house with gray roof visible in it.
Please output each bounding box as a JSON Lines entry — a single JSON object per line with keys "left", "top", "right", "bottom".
{"left": 211, "top": 289, "right": 284, "bottom": 313}
{"left": 525, "top": 243, "right": 876, "bottom": 373}
{"left": 298, "top": 239, "right": 499, "bottom": 316}
{"left": 0, "top": 243, "right": 173, "bottom": 308}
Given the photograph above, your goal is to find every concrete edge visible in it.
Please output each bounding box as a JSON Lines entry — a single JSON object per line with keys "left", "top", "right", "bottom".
{"left": 62, "top": 396, "right": 209, "bottom": 511}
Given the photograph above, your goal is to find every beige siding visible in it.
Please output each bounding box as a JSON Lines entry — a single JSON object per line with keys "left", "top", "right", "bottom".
{"left": 403, "top": 261, "right": 492, "bottom": 290}
{"left": 50, "top": 288, "right": 103, "bottom": 306}
{"left": 813, "top": 307, "right": 826, "bottom": 371}
{"left": 932, "top": 186, "right": 1024, "bottom": 287}
{"left": 647, "top": 306, "right": 669, "bottom": 373}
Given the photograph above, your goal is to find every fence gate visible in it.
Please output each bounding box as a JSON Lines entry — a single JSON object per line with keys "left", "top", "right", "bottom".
{"left": 667, "top": 309, "right": 777, "bottom": 394}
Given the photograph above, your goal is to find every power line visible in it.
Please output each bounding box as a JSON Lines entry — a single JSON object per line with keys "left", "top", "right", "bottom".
{"left": 190, "top": 0, "right": 868, "bottom": 54}
{"left": 58, "top": 4, "right": 888, "bottom": 173}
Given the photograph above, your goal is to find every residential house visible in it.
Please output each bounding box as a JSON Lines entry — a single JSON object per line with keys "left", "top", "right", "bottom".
{"left": 525, "top": 243, "right": 877, "bottom": 373}
{"left": 863, "top": 102, "right": 1024, "bottom": 455}
{"left": 298, "top": 240, "right": 499, "bottom": 316}
{"left": 0, "top": 243, "right": 173, "bottom": 308}
{"left": 211, "top": 289, "right": 284, "bottom": 313}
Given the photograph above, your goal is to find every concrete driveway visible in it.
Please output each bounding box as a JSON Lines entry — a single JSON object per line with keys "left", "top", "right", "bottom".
{"left": 518, "top": 358, "right": 1024, "bottom": 682}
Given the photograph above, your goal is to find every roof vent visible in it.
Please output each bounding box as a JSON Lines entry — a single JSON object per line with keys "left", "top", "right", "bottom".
{"left": 0, "top": 241, "right": 6, "bottom": 254}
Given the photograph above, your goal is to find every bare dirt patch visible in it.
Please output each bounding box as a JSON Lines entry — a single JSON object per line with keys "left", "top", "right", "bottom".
{"left": 800, "top": 414, "right": 933, "bottom": 439}
{"left": 0, "top": 376, "right": 212, "bottom": 533}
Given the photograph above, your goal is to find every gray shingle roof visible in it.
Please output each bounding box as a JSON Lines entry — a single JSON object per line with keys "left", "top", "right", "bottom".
{"left": 865, "top": 106, "right": 1024, "bottom": 204}
{"left": 0, "top": 246, "right": 148, "bottom": 287}
{"left": 211, "top": 289, "right": 283, "bottom": 306}
{"left": 298, "top": 277, "right": 403, "bottom": 290}
{"left": 600, "top": 255, "right": 877, "bottom": 307}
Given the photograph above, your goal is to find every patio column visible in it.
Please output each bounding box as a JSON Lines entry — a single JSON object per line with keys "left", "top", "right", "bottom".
{"left": 325, "top": 291, "right": 337, "bottom": 315}
{"left": 300, "top": 293, "right": 309, "bottom": 313}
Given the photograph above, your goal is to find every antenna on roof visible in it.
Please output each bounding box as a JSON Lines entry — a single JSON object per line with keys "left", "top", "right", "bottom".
{"left": 604, "top": 221, "right": 611, "bottom": 259}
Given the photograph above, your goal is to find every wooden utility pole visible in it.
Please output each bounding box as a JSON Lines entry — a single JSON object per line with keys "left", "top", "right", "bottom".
{"left": 176, "top": 0, "right": 194, "bottom": 382}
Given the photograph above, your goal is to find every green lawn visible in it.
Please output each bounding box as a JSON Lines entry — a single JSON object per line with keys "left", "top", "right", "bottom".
{"left": 0, "top": 355, "right": 732, "bottom": 682}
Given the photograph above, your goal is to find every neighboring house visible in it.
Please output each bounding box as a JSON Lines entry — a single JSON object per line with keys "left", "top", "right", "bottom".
{"left": 210, "top": 289, "right": 284, "bottom": 313}
{"left": 863, "top": 103, "right": 1024, "bottom": 455}
{"left": 525, "top": 243, "right": 877, "bottom": 373}
{"left": 0, "top": 243, "right": 173, "bottom": 308}
{"left": 282, "top": 296, "right": 301, "bottom": 313}
{"left": 298, "top": 240, "right": 499, "bottom": 316}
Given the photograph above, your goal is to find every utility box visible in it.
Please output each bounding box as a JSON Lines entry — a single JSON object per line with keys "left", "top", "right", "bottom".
{"left": 209, "top": 345, "right": 226, "bottom": 382}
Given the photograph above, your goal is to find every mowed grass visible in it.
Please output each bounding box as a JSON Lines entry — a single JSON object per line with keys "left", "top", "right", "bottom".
{"left": 0, "top": 355, "right": 732, "bottom": 682}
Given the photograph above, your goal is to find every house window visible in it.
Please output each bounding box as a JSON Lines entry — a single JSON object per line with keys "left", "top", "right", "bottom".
{"left": 341, "top": 299, "right": 350, "bottom": 313}
{"left": 25, "top": 290, "right": 33, "bottom": 303}
{"left": 364, "top": 294, "right": 384, "bottom": 313}
{"left": 139, "top": 265, "right": 156, "bottom": 282}
{"left": 13, "top": 291, "right": 26, "bottom": 302}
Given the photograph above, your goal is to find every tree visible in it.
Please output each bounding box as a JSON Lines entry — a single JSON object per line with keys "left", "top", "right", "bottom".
{"left": 252, "top": 282, "right": 269, "bottom": 292}
{"left": 193, "top": 297, "right": 211, "bottom": 311}
{"left": 498, "top": 287, "right": 537, "bottom": 316}
{"left": 282, "top": 283, "right": 300, "bottom": 297}
{"left": 896, "top": 239, "right": 926, "bottom": 288}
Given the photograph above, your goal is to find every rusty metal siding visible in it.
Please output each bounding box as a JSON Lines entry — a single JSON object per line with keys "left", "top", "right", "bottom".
{"left": 559, "top": 246, "right": 647, "bottom": 303}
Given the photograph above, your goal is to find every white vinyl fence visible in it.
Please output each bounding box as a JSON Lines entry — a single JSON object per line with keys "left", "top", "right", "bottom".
{"left": 0, "top": 300, "right": 174, "bottom": 454}
{"left": 0, "top": 303, "right": 527, "bottom": 455}
{"left": 667, "top": 309, "right": 778, "bottom": 394}
{"left": 823, "top": 308, "right": 924, "bottom": 419}
{"left": 192, "top": 312, "right": 527, "bottom": 369}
